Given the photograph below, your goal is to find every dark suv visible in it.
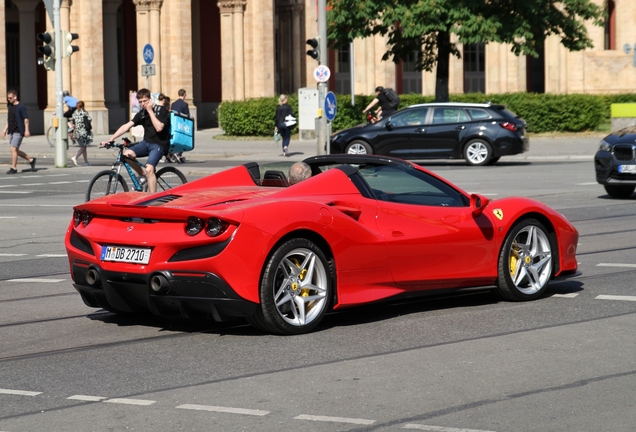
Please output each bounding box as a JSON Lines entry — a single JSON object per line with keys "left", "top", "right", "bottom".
{"left": 595, "top": 126, "right": 636, "bottom": 198}
{"left": 330, "top": 102, "right": 529, "bottom": 165}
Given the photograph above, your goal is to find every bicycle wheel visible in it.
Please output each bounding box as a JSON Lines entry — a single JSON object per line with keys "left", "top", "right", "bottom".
{"left": 155, "top": 166, "right": 187, "bottom": 191}
{"left": 46, "top": 127, "right": 54, "bottom": 147}
{"left": 86, "top": 171, "right": 129, "bottom": 202}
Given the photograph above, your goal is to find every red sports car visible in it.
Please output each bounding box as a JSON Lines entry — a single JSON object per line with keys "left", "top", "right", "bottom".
{"left": 65, "top": 155, "right": 579, "bottom": 334}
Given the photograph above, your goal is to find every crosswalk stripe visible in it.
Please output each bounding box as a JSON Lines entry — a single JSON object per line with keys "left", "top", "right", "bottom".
{"left": 596, "top": 295, "right": 636, "bottom": 302}
{"left": 104, "top": 398, "right": 156, "bottom": 406}
{"left": 0, "top": 388, "right": 42, "bottom": 396}
{"left": 294, "top": 414, "right": 375, "bottom": 425}
{"left": 177, "top": 404, "right": 269, "bottom": 416}
{"left": 6, "top": 278, "right": 65, "bottom": 283}
{"left": 68, "top": 395, "right": 107, "bottom": 401}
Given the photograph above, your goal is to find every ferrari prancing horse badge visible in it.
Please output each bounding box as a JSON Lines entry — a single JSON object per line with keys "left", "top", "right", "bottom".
{"left": 493, "top": 209, "right": 504, "bottom": 220}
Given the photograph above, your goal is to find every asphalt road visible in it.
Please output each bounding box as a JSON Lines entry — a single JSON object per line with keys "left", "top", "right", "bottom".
{"left": 1, "top": 153, "right": 636, "bottom": 431}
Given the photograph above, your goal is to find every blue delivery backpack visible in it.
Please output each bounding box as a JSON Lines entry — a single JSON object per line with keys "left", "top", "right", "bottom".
{"left": 169, "top": 111, "right": 195, "bottom": 153}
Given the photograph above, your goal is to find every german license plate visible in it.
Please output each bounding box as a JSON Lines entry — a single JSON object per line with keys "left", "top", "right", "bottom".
{"left": 618, "top": 165, "right": 636, "bottom": 174}
{"left": 101, "top": 246, "right": 151, "bottom": 264}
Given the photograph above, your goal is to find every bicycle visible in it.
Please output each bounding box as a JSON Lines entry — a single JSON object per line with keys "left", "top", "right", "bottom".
{"left": 85, "top": 138, "right": 187, "bottom": 202}
{"left": 46, "top": 123, "right": 77, "bottom": 147}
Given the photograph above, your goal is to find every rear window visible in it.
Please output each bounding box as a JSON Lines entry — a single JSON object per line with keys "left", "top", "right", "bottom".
{"left": 466, "top": 109, "right": 491, "bottom": 120}
{"left": 492, "top": 107, "right": 519, "bottom": 119}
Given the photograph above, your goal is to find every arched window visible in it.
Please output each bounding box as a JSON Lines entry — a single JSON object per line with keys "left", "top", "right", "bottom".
{"left": 604, "top": 0, "right": 616, "bottom": 50}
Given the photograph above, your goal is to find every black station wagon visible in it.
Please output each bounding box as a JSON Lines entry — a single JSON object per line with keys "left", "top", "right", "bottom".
{"left": 595, "top": 126, "right": 636, "bottom": 198}
{"left": 329, "top": 102, "right": 529, "bottom": 166}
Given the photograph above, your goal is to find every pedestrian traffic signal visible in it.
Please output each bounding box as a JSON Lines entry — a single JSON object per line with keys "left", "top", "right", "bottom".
{"left": 37, "top": 31, "right": 55, "bottom": 71}
{"left": 63, "top": 32, "right": 79, "bottom": 58}
{"left": 306, "top": 38, "right": 320, "bottom": 62}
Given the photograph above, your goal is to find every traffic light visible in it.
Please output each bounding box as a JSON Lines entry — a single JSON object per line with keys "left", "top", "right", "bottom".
{"left": 62, "top": 31, "right": 79, "bottom": 57}
{"left": 306, "top": 37, "right": 320, "bottom": 62}
{"left": 37, "top": 31, "right": 55, "bottom": 71}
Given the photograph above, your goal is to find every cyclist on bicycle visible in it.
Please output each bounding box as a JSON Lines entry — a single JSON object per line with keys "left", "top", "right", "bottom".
{"left": 101, "top": 88, "right": 170, "bottom": 193}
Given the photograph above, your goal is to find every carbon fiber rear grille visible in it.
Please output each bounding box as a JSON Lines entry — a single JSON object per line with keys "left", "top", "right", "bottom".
{"left": 613, "top": 145, "right": 635, "bottom": 161}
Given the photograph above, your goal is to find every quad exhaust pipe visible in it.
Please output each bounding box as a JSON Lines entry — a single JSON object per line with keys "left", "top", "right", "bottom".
{"left": 150, "top": 274, "right": 170, "bottom": 294}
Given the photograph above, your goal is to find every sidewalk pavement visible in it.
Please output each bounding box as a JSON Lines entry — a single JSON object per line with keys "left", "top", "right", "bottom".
{"left": 0, "top": 129, "right": 603, "bottom": 172}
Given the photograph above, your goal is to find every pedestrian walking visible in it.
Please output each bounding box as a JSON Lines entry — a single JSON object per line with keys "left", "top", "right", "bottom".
{"left": 3, "top": 89, "right": 35, "bottom": 174}
{"left": 170, "top": 89, "right": 190, "bottom": 116}
{"left": 274, "top": 94, "right": 295, "bottom": 157}
{"left": 70, "top": 101, "right": 93, "bottom": 166}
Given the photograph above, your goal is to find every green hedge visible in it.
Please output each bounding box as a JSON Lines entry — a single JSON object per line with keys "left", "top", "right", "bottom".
{"left": 219, "top": 92, "right": 632, "bottom": 136}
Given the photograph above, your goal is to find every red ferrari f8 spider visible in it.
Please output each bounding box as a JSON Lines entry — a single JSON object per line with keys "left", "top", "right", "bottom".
{"left": 65, "top": 155, "right": 579, "bottom": 334}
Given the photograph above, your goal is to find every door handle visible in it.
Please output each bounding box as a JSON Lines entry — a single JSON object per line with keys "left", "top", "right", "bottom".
{"left": 456, "top": 125, "right": 466, "bottom": 131}
{"left": 415, "top": 128, "right": 426, "bottom": 133}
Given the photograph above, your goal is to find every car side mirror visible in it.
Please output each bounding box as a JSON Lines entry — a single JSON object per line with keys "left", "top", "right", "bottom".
{"left": 385, "top": 122, "right": 393, "bottom": 131}
{"left": 470, "top": 193, "right": 489, "bottom": 216}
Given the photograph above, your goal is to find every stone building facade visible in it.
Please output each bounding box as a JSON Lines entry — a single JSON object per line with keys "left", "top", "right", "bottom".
{"left": 0, "top": 0, "right": 633, "bottom": 135}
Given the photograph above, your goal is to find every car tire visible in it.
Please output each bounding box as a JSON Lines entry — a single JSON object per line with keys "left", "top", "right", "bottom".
{"left": 346, "top": 140, "right": 373, "bottom": 155}
{"left": 604, "top": 184, "right": 635, "bottom": 199}
{"left": 488, "top": 156, "right": 501, "bottom": 165}
{"left": 496, "top": 218, "right": 554, "bottom": 301}
{"left": 464, "top": 139, "right": 493, "bottom": 166}
{"left": 248, "top": 238, "right": 332, "bottom": 335}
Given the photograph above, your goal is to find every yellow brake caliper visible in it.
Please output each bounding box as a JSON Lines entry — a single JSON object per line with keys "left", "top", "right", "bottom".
{"left": 292, "top": 258, "right": 310, "bottom": 297}
{"left": 510, "top": 245, "right": 519, "bottom": 277}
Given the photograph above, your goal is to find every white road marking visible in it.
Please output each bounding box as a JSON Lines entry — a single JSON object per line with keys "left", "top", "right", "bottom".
{"left": 20, "top": 183, "right": 46, "bottom": 186}
{"left": 104, "top": 398, "right": 156, "bottom": 406}
{"left": 294, "top": 414, "right": 375, "bottom": 425}
{"left": 2, "top": 204, "right": 74, "bottom": 207}
{"left": 0, "top": 191, "right": 33, "bottom": 194}
{"left": 67, "top": 395, "right": 107, "bottom": 401}
{"left": 36, "top": 254, "right": 68, "bottom": 258}
{"left": 0, "top": 388, "right": 42, "bottom": 396}
{"left": 48, "top": 181, "right": 73, "bottom": 185}
{"left": 0, "top": 217, "right": 17, "bottom": 218}
{"left": 0, "top": 253, "right": 27, "bottom": 256}
{"left": 404, "top": 424, "right": 496, "bottom": 432}
{"left": 597, "top": 263, "right": 636, "bottom": 268}
{"left": 552, "top": 293, "right": 579, "bottom": 298}
{"left": 575, "top": 182, "right": 598, "bottom": 186}
{"left": 177, "top": 404, "right": 269, "bottom": 416}
{"left": 6, "top": 278, "right": 65, "bottom": 283}
{"left": 596, "top": 295, "right": 636, "bottom": 302}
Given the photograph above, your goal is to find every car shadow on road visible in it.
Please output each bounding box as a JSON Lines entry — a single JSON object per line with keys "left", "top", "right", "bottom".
{"left": 86, "top": 282, "right": 585, "bottom": 336}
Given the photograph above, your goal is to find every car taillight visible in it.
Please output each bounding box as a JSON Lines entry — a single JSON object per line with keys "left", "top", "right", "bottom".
{"left": 81, "top": 210, "right": 93, "bottom": 227}
{"left": 205, "top": 217, "right": 229, "bottom": 237}
{"left": 185, "top": 217, "right": 204, "bottom": 236}
{"left": 73, "top": 210, "right": 82, "bottom": 227}
{"left": 499, "top": 122, "right": 517, "bottom": 131}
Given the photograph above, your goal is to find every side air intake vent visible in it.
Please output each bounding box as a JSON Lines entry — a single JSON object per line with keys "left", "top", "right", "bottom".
{"left": 136, "top": 195, "right": 182, "bottom": 206}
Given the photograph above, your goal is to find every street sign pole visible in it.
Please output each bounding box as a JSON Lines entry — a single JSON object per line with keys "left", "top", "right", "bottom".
{"left": 53, "top": 0, "right": 66, "bottom": 168}
{"left": 317, "top": 0, "right": 328, "bottom": 155}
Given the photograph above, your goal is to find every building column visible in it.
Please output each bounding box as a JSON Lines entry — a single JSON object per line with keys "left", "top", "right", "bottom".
{"left": 291, "top": 3, "right": 303, "bottom": 91}
{"left": 14, "top": 0, "right": 43, "bottom": 133}
{"left": 0, "top": 1, "right": 7, "bottom": 131}
{"left": 103, "top": 0, "right": 124, "bottom": 129}
{"left": 218, "top": 0, "right": 246, "bottom": 100}
{"left": 133, "top": 0, "right": 163, "bottom": 92}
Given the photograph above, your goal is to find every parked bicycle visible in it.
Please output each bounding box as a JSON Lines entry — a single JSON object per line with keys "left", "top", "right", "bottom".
{"left": 85, "top": 138, "right": 187, "bottom": 202}
{"left": 46, "top": 123, "right": 77, "bottom": 147}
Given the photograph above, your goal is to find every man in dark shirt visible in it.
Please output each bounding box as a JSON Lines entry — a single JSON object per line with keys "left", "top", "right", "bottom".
{"left": 170, "top": 89, "right": 190, "bottom": 116}
{"left": 2, "top": 89, "right": 35, "bottom": 174}
{"left": 102, "top": 88, "right": 169, "bottom": 193}
{"left": 362, "top": 86, "right": 398, "bottom": 119}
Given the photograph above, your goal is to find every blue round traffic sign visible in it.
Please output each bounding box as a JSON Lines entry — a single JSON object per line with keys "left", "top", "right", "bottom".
{"left": 143, "top": 44, "right": 154, "bottom": 64}
{"left": 325, "top": 91, "right": 337, "bottom": 122}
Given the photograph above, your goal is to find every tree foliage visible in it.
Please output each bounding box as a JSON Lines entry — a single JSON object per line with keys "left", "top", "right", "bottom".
{"left": 327, "top": 0, "right": 604, "bottom": 101}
